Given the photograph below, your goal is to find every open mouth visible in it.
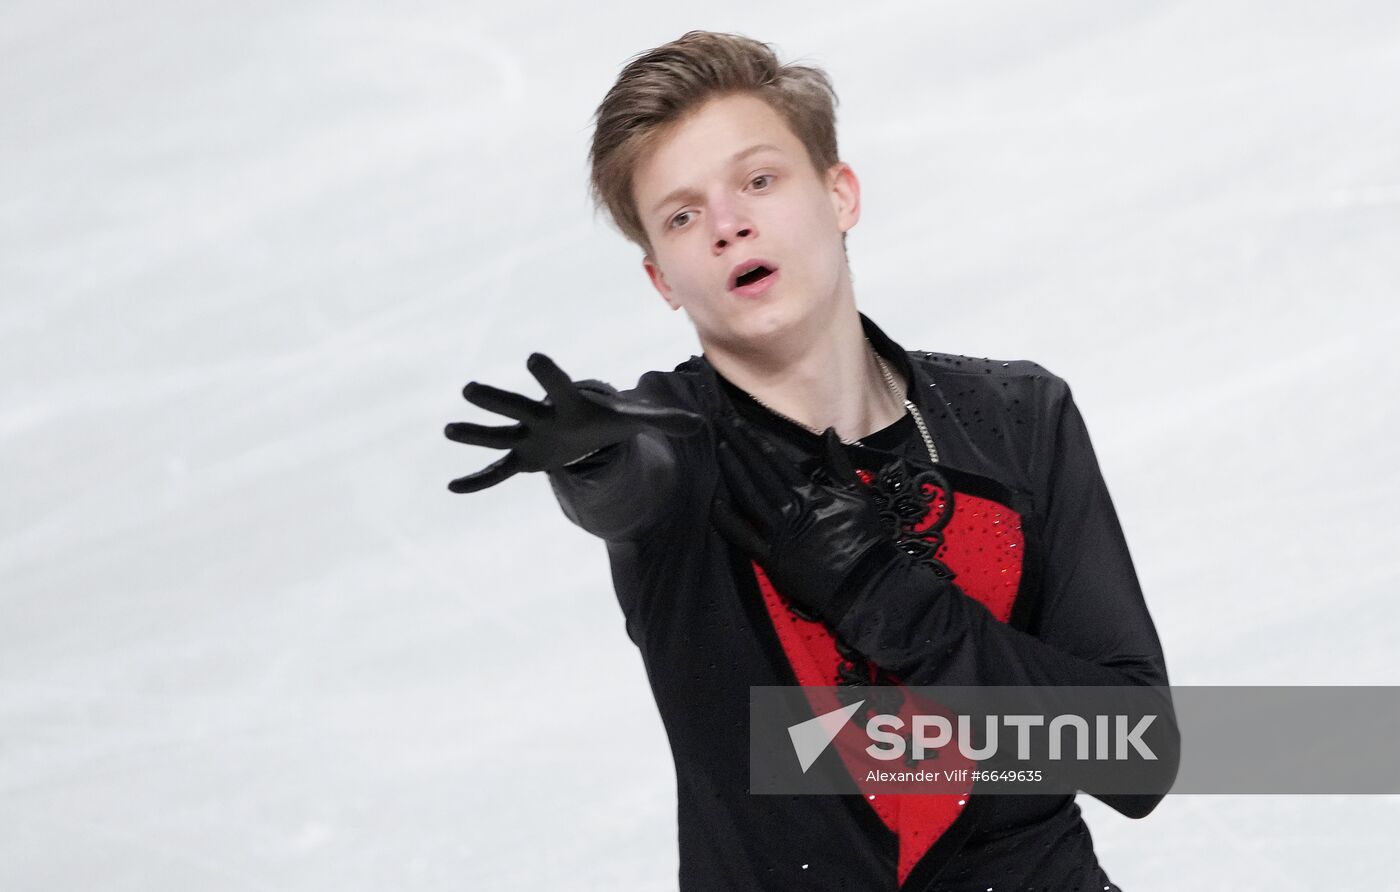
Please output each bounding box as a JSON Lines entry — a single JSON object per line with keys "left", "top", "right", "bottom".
{"left": 734, "top": 265, "right": 774, "bottom": 288}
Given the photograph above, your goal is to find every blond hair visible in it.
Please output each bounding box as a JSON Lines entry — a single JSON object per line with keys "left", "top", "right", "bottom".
{"left": 587, "top": 30, "right": 842, "bottom": 256}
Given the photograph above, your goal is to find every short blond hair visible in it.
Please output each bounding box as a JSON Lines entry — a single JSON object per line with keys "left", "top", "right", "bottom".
{"left": 588, "top": 30, "right": 842, "bottom": 256}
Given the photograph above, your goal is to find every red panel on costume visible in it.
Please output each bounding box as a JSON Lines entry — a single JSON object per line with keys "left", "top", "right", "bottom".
{"left": 752, "top": 466, "right": 1026, "bottom": 887}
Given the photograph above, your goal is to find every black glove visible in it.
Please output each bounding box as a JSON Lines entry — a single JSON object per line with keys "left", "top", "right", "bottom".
{"left": 709, "top": 412, "right": 908, "bottom": 623}
{"left": 444, "top": 352, "right": 706, "bottom": 493}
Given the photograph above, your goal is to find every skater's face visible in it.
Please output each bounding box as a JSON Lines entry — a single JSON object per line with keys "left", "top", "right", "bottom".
{"left": 633, "top": 92, "right": 860, "bottom": 352}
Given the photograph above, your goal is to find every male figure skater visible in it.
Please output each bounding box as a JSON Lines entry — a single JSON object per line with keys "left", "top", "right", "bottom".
{"left": 445, "top": 30, "right": 1176, "bottom": 891}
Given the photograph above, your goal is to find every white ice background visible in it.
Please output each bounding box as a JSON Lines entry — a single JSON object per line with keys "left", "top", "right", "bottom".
{"left": 3, "top": 1, "right": 1399, "bottom": 889}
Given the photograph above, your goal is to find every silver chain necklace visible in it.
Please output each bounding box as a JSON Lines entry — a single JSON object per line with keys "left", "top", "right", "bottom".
{"left": 745, "top": 337, "right": 940, "bottom": 466}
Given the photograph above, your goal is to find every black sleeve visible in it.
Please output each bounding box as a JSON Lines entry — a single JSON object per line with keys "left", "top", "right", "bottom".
{"left": 823, "top": 371, "right": 1178, "bottom": 816}
{"left": 544, "top": 373, "right": 701, "bottom": 543}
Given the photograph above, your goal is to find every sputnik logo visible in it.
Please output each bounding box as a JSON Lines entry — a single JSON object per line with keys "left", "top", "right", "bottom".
{"left": 787, "top": 700, "right": 866, "bottom": 773}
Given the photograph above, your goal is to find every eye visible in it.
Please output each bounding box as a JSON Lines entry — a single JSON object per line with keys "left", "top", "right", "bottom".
{"left": 666, "top": 175, "right": 771, "bottom": 231}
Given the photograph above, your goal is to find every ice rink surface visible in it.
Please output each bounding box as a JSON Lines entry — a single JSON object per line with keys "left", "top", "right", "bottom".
{"left": 3, "top": 1, "right": 1399, "bottom": 888}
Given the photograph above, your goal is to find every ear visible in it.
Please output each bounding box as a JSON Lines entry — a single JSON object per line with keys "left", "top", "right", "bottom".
{"left": 826, "top": 162, "right": 861, "bottom": 235}
{"left": 642, "top": 254, "right": 681, "bottom": 311}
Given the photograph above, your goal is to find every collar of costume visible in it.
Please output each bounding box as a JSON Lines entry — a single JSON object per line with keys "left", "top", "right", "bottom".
{"left": 699, "top": 312, "right": 930, "bottom": 457}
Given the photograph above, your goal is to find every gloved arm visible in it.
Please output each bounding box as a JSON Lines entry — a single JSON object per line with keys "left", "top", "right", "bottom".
{"left": 710, "top": 384, "right": 1178, "bottom": 816}
{"left": 543, "top": 378, "right": 705, "bottom": 542}
{"left": 445, "top": 353, "right": 705, "bottom": 541}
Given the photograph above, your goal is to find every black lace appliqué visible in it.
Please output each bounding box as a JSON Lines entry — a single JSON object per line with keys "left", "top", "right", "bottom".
{"left": 864, "top": 458, "right": 957, "bottom": 581}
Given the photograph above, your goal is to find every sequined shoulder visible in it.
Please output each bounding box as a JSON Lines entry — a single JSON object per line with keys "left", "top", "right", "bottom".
{"left": 912, "top": 350, "right": 1055, "bottom": 382}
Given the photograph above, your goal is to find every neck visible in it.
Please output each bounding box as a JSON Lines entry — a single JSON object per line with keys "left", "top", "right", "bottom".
{"left": 703, "top": 302, "right": 907, "bottom": 441}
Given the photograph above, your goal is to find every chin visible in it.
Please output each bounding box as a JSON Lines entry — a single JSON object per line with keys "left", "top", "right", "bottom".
{"left": 722, "top": 305, "right": 804, "bottom": 348}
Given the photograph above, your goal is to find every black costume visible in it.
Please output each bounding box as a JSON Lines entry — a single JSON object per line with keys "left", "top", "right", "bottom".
{"left": 546, "top": 312, "right": 1173, "bottom": 891}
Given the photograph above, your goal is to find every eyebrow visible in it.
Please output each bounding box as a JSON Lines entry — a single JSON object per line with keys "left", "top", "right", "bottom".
{"left": 650, "top": 143, "right": 785, "bottom": 217}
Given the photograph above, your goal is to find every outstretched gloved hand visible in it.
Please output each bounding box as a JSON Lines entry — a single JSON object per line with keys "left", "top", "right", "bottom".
{"left": 709, "top": 413, "right": 908, "bottom": 623}
{"left": 444, "top": 352, "right": 706, "bottom": 493}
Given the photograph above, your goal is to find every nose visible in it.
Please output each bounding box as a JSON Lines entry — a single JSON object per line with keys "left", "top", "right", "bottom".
{"left": 710, "top": 193, "right": 755, "bottom": 253}
{"left": 713, "top": 226, "right": 754, "bottom": 253}
{"left": 716, "top": 228, "right": 750, "bottom": 252}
